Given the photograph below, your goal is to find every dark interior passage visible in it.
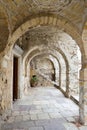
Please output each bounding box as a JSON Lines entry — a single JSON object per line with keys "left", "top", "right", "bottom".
{"left": 13, "top": 56, "right": 18, "bottom": 101}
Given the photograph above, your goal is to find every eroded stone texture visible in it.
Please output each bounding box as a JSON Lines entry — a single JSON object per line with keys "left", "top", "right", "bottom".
{"left": 0, "top": 55, "right": 12, "bottom": 114}
{"left": 30, "top": 56, "right": 56, "bottom": 87}
{"left": 0, "top": 0, "right": 86, "bottom": 53}
{"left": 82, "top": 27, "right": 87, "bottom": 59}
{"left": 19, "top": 27, "right": 81, "bottom": 96}
{"left": 0, "top": 24, "right": 84, "bottom": 125}
{"left": 0, "top": 0, "right": 87, "bottom": 126}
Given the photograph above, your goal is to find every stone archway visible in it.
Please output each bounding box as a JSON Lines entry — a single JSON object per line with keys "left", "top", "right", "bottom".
{"left": 3, "top": 14, "right": 84, "bottom": 57}
{"left": 27, "top": 53, "right": 60, "bottom": 86}
{"left": 0, "top": 14, "right": 86, "bottom": 124}
{"left": 29, "top": 55, "right": 57, "bottom": 87}
{"left": 24, "top": 48, "right": 68, "bottom": 97}
{"left": 79, "top": 21, "right": 87, "bottom": 125}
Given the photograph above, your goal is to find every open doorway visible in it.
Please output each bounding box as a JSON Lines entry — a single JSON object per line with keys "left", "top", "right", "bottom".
{"left": 13, "top": 56, "right": 18, "bottom": 101}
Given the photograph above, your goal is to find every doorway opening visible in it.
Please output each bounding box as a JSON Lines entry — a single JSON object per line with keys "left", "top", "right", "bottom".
{"left": 13, "top": 56, "right": 19, "bottom": 101}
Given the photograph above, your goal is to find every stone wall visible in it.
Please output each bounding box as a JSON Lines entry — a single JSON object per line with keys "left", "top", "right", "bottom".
{"left": 50, "top": 30, "right": 81, "bottom": 95}
{"left": 30, "top": 57, "right": 55, "bottom": 87}
{"left": 0, "top": 54, "right": 13, "bottom": 114}
{"left": 22, "top": 28, "right": 81, "bottom": 96}
{"left": 0, "top": 1, "right": 86, "bottom": 125}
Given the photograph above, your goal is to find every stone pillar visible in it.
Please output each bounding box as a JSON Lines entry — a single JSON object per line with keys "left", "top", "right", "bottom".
{"left": 79, "top": 66, "right": 87, "bottom": 125}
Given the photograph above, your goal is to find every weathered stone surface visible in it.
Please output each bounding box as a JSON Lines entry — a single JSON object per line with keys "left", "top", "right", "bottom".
{"left": 1, "top": 87, "right": 83, "bottom": 130}
{"left": 0, "top": 0, "right": 86, "bottom": 52}
{"left": 21, "top": 27, "right": 81, "bottom": 97}
{"left": 0, "top": 0, "right": 87, "bottom": 126}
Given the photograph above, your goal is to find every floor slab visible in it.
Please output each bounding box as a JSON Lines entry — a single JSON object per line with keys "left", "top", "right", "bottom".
{"left": 1, "top": 87, "right": 87, "bottom": 130}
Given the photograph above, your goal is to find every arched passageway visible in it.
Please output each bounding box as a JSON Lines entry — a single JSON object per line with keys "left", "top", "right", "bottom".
{"left": 0, "top": 14, "right": 86, "bottom": 128}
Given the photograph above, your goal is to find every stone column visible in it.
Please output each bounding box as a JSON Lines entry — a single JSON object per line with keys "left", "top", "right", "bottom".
{"left": 79, "top": 66, "right": 87, "bottom": 125}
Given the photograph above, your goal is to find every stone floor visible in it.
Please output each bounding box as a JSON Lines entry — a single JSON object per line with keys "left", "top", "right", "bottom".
{"left": 1, "top": 86, "right": 87, "bottom": 130}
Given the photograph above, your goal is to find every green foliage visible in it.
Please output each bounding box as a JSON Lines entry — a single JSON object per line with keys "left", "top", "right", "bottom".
{"left": 31, "top": 75, "right": 38, "bottom": 82}
{"left": 30, "top": 75, "right": 38, "bottom": 87}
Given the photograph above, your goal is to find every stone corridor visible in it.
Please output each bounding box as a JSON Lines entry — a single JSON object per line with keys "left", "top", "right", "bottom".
{"left": 1, "top": 87, "right": 87, "bottom": 130}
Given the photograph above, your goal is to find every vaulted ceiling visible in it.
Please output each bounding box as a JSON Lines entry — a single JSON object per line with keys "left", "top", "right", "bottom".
{"left": 0, "top": 0, "right": 87, "bottom": 52}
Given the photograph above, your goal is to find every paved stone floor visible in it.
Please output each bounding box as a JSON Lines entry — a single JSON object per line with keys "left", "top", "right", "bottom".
{"left": 1, "top": 87, "right": 87, "bottom": 130}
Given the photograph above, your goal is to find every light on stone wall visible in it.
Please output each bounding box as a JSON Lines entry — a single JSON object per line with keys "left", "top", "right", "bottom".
{"left": 1, "top": 59, "right": 8, "bottom": 68}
